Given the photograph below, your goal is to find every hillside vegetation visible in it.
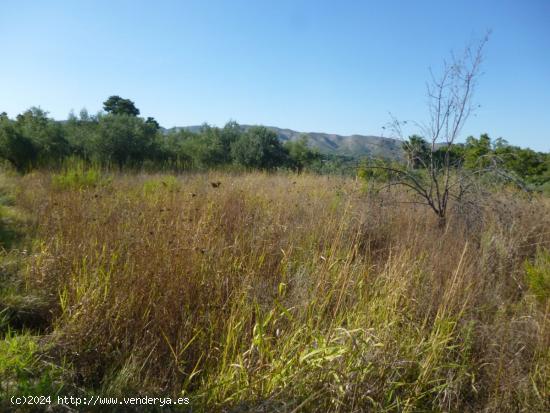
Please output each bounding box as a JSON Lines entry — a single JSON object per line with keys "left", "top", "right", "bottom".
{"left": 166, "top": 125, "right": 403, "bottom": 159}
{"left": 1, "top": 168, "right": 549, "bottom": 412}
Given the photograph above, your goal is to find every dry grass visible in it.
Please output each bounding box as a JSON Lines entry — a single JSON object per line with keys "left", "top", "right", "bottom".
{"left": 4, "top": 169, "right": 550, "bottom": 411}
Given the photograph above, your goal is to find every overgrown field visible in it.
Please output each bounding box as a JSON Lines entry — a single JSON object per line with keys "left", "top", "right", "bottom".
{"left": 1, "top": 169, "right": 549, "bottom": 412}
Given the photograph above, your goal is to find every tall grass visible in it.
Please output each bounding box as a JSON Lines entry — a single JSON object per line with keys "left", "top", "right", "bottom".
{"left": 5, "top": 170, "right": 550, "bottom": 411}
{"left": 51, "top": 159, "right": 109, "bottom": 190}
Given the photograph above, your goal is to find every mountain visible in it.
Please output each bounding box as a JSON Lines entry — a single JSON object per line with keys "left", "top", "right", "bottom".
{"left": 163, "top": 125, "right": 404, "bottom": 159}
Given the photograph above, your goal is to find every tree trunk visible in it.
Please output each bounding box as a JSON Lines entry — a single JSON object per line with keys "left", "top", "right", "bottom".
{"left": 438, "top": 214, "right": 446, "bottom": 229}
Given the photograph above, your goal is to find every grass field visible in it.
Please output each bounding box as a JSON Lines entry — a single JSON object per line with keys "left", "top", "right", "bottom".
{"left": 1, "top": 168, "right": 549, "bottom": 412}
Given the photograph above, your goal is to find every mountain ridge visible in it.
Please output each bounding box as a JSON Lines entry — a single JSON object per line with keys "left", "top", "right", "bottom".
{"left": 163, "top": 125, "right": 404, "bottom": 159}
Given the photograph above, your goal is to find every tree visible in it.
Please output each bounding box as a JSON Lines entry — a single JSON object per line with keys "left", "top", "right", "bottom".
{"left": 174, "top": 124, "right": 226, "bottom": 168}
{"left": 145, "top": 117, "right": 160, "bottom": 130}
{"left": 64, "top": 108, "right": 99, "bottom": 159}
{"left": 92, "top": 114, "right": 156, "bottom": 169}
{"left": 463, "top": 134, "right": 492, "bottom": 169}
{"left": 14, "top": 107, "right": 70, "bottom": 166}
{"left": 491, "top": 138, "right": 548, "bottom": 186}
{"left": 186, "top": 121, "right": 244, "bottom": 166}
{"left": 402, "top": 135, "right": 430, "bottom": 169}
{"left": 0, "top": 116, "right": 37, "bottom": 172}
{"left": 103, "top": 96, "right": 140, "bottom": 116}
{"left": 231, "top": 126, "right": 289, "bottom": 169}
{"left": 161, "top": 128, "right": 196, "bottom": 169}
{"left": 220, "top": 121, "right": 242, "bottom": 159}
{"left": 363, "top": 34, "right": 490, "bottom": 226}
{"left": 284, "top": 134, "right": 321, "bottom": 172}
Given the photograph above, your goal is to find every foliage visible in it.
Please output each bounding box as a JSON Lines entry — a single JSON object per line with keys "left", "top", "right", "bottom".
{"left": 0, "top": 108, "right": 72, "bottom": 171}
{"left": 451, "top": 134, "right": 548, "bottom": 190}
{"left": 230, "top": 126, "right": 289, "bottom": 169}
{"left": 15, "top": 108, "right": 70, "bottom": 166}
{"left": 0, "top": 332, "right": 65, "bottom": 402}
{"left": 308, "top": 153, "right": 360, "bottom": 176}
{"left": 402, "top": 135, "right": 430, "bottom": 169}
{"left": 103, "top": 95, "right": 140, "bottom": 116}
{"left": 0, "top": 115, "right": 36, "bottom": 173}
{"left": 464, "top": 133, "right": 492, "bottom": 169}
{"left": 91, "top": 113, "right": 158, "bottom": 169}
{"left": 284, "top": 134, "right": 321, "bottom": 172}
{"left": 64, "top": 109, "right": 99, "bottom": 159}
{"left": 0, "top": 100, "right": 321, "bottom": 173}
{"left": 0, "top": 95, "right": 547, "bottom": 189}
{"left": 493, "top": 139, "right": 549, "bottom": 186}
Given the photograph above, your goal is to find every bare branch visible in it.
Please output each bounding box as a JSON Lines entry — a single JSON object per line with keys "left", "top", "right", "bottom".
{"left": 367, "top": 33, "right": 492, "bottom": 225}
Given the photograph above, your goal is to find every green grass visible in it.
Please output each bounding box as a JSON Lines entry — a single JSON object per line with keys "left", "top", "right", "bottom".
{"left": 525, "top": 248, "right": 550, "bottom": 304}
{"left": 0, "top": 332, "right": 65, "bottom": 403}
{"left": 51, "top": 162, "right": 109, "bottom": 190}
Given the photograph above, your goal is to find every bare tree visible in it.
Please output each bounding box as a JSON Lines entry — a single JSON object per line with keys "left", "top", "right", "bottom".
{"left": 366, "top": 34, "right": 491, "bottom": 226}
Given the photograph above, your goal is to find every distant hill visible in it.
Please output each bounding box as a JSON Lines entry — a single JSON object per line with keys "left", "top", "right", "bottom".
{"left": 162, "top": 125, "right": 404, "bottom": 160}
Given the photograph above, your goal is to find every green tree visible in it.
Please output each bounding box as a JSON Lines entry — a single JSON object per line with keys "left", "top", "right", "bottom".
{"left": 494, "top": 141, "right": 548, "bottom": 186}
{"left": 284, "top": 135, "right": 320, "bottom": 172}
{"left": 219, "top": 121, "right": 242, "bottom": 161}
{"left": 14, "top": 107, "right": 70, "bottom": 166}
{"left": 174, "top": 124, "right": 225, "bottom": 168}
{"left": 0, "top": 115, "right": 37, "bottom": 172}
{"left": 463, "top": 134, "right": 492, "bottom": 169}
{"left": 103, "top": 96, "right": 140, "bottom": 116}
{"left": 92, "top": 114, "right": 156, "bottom": 168}
{"left": 145, "top": 117, "right": 160, "bottom": 130}
{"left": 161, "top": 128, "right": 195, "bottom": 168}
{"left": 231, "top": 126, "right": 289, "bottom": 169}
{"left": 432, "top": 143, "right": 465, "bottom": 168}
{"left": 64, "top": 109, "right": 99, "bottom": 159}
{"left": 402, "top": 135, "right": 430, "bottom": 169}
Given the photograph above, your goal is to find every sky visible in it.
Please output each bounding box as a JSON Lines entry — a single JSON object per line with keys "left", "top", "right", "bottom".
{"left": 1, "top": 0, "right": 549, "bottom": 151}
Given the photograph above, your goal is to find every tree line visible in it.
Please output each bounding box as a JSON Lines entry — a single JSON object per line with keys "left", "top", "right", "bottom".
{"left": 0, "top": 96, "right": 323, "bottom": 173}
{"left": 1, "top": 96, "right": 548, "bottom": 193}
{"left": 399, "top": 134, "right": 550, "bottom": 191}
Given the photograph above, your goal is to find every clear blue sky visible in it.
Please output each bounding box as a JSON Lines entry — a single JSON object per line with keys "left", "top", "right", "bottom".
{"left": 1, "top": 0, "right": 549, "bottom": 151}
